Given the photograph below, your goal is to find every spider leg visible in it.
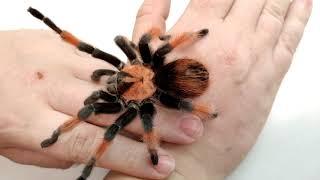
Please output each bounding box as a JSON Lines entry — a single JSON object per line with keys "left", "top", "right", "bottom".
{"left": 41, "top": 102, "right": 123, "bottom": 148}
{"left": 40, "top": 117, "right": 81, "bottom": 148}
{"left": 91, "top": 69, "right": 117, "bottom": 82}
{"left": 154, "top": 89, "right": 218, "bottom": 120}
{"left": 77, "top": 102, "right": 139, "bottom": 180}
{"left": 139, "top": 100, "right": 159, "bottom": 165}
{"left": 158, "top": 34, "right": 172, "bottom": 41}
{"left": 27, "top": 7, "right": 125, "bottom": 70}
{"left": 152, "top": 29, "right": 209, "bottom": 69}
{"left": 84, "top": 90, "right": 118, "bottom": 105}
{"left": 114, "top": 36, "right": 140, "bottom": 64}
{"left": 138, "top": 28, "right": 161, "bottom": 64}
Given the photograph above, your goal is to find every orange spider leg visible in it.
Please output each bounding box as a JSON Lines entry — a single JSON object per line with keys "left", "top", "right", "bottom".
{"left": 152, "top": 29, "right": 209, "bottom": 69}
{"left": 41, "top": 117, "right": 81, "bottom": 148}
{"left": 27, "top": 7, "right": 124, "bottom": 69}
{"left": 77, "top": 103, "right": 139, "bottom": 180}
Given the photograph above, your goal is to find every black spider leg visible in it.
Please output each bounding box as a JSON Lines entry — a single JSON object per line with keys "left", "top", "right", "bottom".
{"left": 152, "top": 29, "right": 209, "bottom": 69}
{"left": 90, "top": 69, "right": 117, "bottom": 82}
{"left": 139, "top": 99, "right": 159, "bottom": 165}
{"left": 138, "top": 28, "right": 163, "bottom": 65}
{"left": 84, "top": 90, "right": 118, "bottom": 105}
{"left": 114, "top": 36, "right": 140, "bottom": 64}
{"left": 27, "top": 7, "right": 125, "bottom": 70}
{"left": 40, "top": 102, "right": 124, "bottom": 148}
{"left": 154, "top": 89, "right": 218, "bottom": 119}
{"left": 159, "top": 34, "right": 172, "bottom": 41}
{"left": 154, "top": 89, "right": 193, "bottom": 112}
{"left": 77, "top": 102, "right": 139, "bottom": 180}
{"left": 138, "top": 33, "right": 153, "bottom": 64}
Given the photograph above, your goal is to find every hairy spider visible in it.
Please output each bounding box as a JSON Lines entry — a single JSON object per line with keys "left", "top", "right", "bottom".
{"left": 28, "top": 7, "right": 218, "bottom": 180}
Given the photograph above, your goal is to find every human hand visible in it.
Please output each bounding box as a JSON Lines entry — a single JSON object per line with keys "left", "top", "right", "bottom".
{"left": 0, "top": 29, "right": 205, "bottom": 179}
{"left": 105, "top": 0, "right": 312, "bottom": 179}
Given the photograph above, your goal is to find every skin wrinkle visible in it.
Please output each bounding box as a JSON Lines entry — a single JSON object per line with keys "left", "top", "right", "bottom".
{"left": 168, "top": 170, "right": 186, "bottom": 180}
{"left": 278, "top": 29, "right": 300, "bottom": 55}
{"left": 267, "top": 2, "right": 287, "bottom": 22}
{"left": 190, "top": 0, "right": 236, "bottom": 20}
{"left": 255, "top": 0, "right": 268, "bottom": 31}
{"left": 223, "top": 0, "right": 236, "bottom": 20}
{"left": 67, "top": 127, "right": 98, "bottom": 162}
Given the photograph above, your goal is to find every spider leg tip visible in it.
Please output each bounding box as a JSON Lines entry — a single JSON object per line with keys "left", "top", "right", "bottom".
{"left": 211, "top": 112, "right": 218, "bottom": 119}
{"left": 151, "top": 154, "right": 159, "bottom": 166}
{"left": 76, "top": 176, "right": 86, "bottom": 180}
{"left": 27, "top": 6, "right": 44, "bottom": 20}
{"left": 40, "top": 138, "right": 54, "bottom": 148}
{"left": 40, "top": 129, "right": 60, "bottom": 148}
{"left": 149, "top": 149, "right": 159, "bottom": 165}
{"left": 198, "top": 29, "right": 209, "bottom": 38}
{"left": 159, "top": 34, "right": 171, "bottom": 41}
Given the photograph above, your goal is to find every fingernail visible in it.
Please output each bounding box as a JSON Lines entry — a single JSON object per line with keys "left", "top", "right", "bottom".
{"left": 180, "top": 116, "right": 203, "bottom": 139}
{"left": 154, "top": 156, "right": 175, "bottom": 175}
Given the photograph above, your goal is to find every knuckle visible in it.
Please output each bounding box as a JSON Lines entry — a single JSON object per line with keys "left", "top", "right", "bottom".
{"left": 191, "top": 0, "right": 216, "bottom": 8}
{"left": 262, "top": 2, "right": 286, "bottom": 24}
{"left": 67, "top": 129, "right": 99, "bottom": 162}
{"left": 273, "top": 45, "right": 294, "bottom": 72}
{"left": 216, "top": 40, "right": 257, "bottom": 84}
{"left": 280, "top": 31, "right": 299, "bottom": 56}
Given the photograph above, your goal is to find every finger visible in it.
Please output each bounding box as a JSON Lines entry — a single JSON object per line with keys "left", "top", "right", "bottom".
{"left": 69, "top": 60, "right": 112, "bottom": 82}
{"left": 46, "top": 74, "right": 100, "bottom": 116}
{"left": 273, "top": 0, "right": 312, "bottom": 63}
{"left": 48, "top": 70, "right": 203, "bottom": 144}
{"left": 0, "top": 148, "right": 72, "bottom": 169}
{"left": 93, "top": 107, "right": 204, "bottom": 144}
{"left": 189, "top": 0, "right": 236, "bottom": 20}
{"left": 69, "top": 54, "right": 119, "bottom": 82}
{"left": 226, "top": 0, "right": 266, "bottom": 31}
{"left": 29, "top": 111, "right": 175, "bottom": 179}
{"left": 256, "top": 0, "right": 292, "bottom": 47}
{"left": 132, "top": 0, "right": 171, "bottom": 43}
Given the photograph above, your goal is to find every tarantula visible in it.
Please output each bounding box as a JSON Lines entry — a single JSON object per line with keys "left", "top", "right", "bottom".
{"left": 28, "top": 7, "right": 217, "bottom": 180}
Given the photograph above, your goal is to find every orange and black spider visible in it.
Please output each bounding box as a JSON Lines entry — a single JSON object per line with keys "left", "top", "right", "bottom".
{"left": 28, "top": 7, "right": 218, "bottom": 180}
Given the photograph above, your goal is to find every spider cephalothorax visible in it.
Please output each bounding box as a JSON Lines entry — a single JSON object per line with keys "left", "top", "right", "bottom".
{"left": 28, "top": 7, "right": 217, "bottom": 180}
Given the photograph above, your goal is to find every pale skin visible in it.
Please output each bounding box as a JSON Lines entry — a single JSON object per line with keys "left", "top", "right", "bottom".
{"left": 0, "top": 0, "right": 312, "bottom": 180}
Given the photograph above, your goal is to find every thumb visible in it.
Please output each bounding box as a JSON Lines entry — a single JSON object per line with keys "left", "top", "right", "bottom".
{"left": 132, "top": 0, "right": 171, "bottom": 43}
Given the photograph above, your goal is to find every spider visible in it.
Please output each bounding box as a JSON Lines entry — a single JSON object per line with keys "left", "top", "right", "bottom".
{"left": 28, "top": 7, "right": 218, "bottom": 180}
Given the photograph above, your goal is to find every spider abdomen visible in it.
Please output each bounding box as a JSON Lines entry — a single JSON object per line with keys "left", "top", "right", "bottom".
{"left": 155, "top": 59, "right": 209, "bottom": 98}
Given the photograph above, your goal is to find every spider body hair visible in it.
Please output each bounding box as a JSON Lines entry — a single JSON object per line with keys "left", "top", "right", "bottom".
{"left": 155, "top": 59, "right": 209, "bottom": 98}
{"left": 103, "top": 59, "right": 209, "bottom": 101}
{"left": 28, "top": 7, "right": 218, "bottom": 180}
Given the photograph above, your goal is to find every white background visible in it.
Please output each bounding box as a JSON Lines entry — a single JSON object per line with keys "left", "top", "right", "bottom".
{"left": 0, "top": 0, "right": 319, "bottom": 180}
